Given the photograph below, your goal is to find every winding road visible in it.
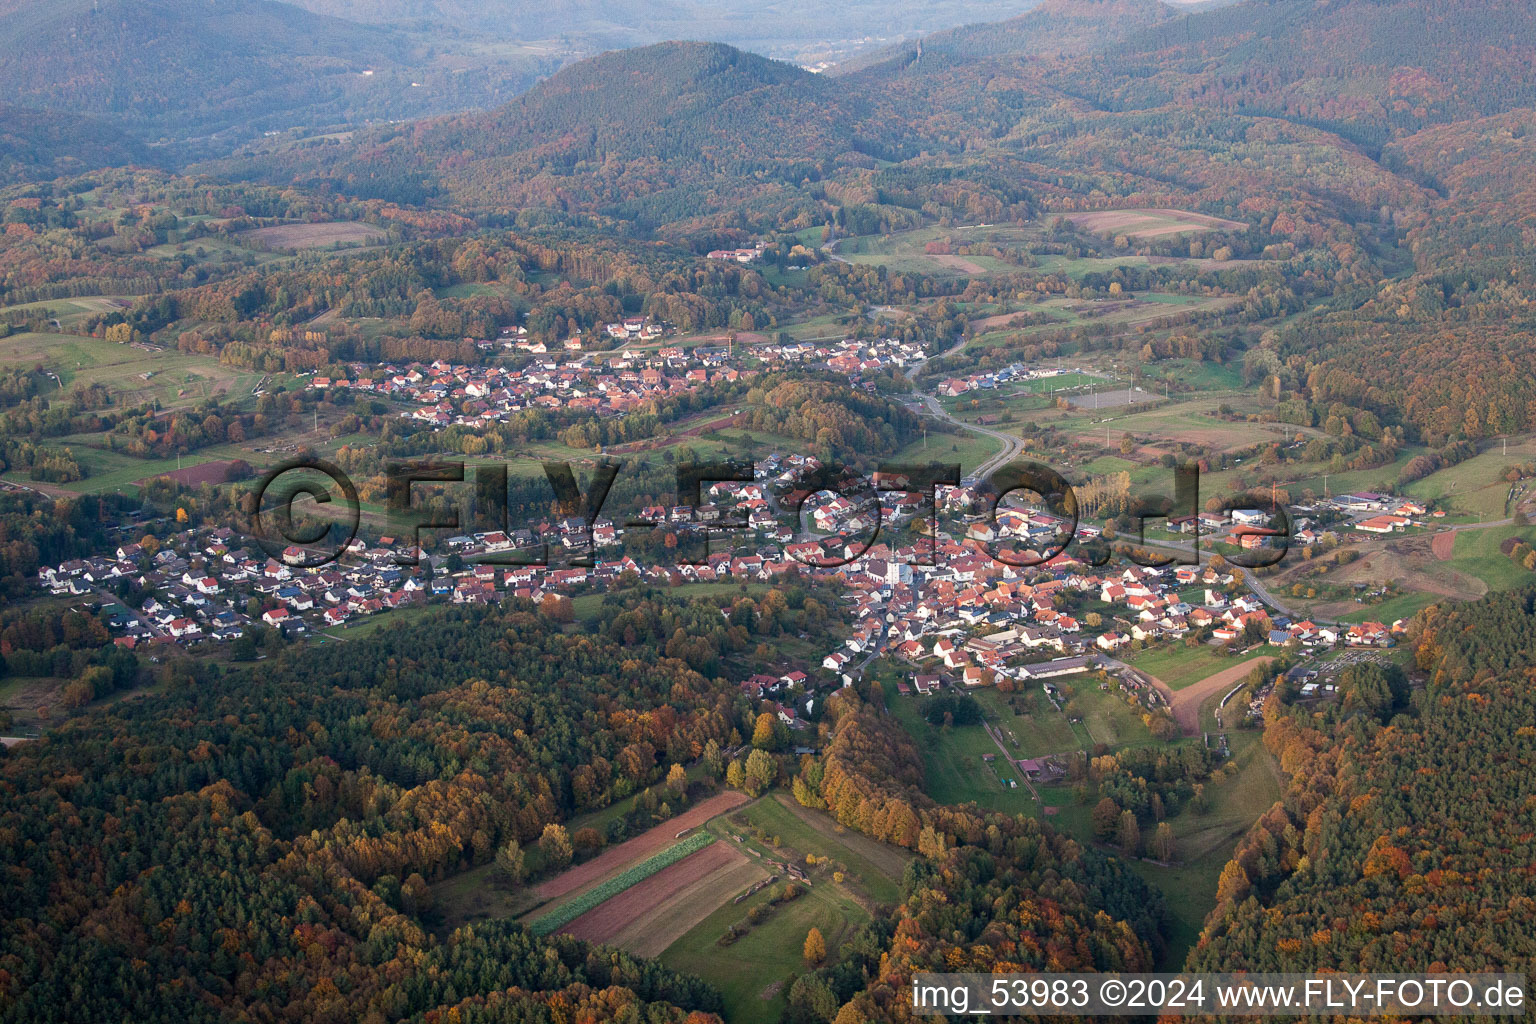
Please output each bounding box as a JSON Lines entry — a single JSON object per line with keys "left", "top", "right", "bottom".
{"left": 904, "top": 337, "right": 1027, "bottom": 483}
{"left": 912, "top": 393, "right": 1027, "bottom": 483}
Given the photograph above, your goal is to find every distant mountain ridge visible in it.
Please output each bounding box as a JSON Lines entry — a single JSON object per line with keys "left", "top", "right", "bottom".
{"left": 1062, "top": 0, "right": 1536, "bottom": 147}
{"left": 201, "top": 0, "right": 1536, "bottom": 228}
{"left": 277, "top": 0, "right": 1046, "bottom": 61}
{"left": 0, "top": 0, "right": 555, "bottom": 153}
{"left": 0, "top": 0, "right": 404, "bottom": 132}
{"left": 837, "top": 0, "right": 1177, "bottom": 73}
{"left": 223, "top": 40, "right": 924, "bottom": 212}
{"left": 0, "top": 104, "right": 153, "bottom": 179}
{"left": 430, "top": 42, "right": 859, "bottom": 164}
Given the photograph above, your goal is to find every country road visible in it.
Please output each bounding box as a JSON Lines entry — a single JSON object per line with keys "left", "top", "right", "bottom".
{"left": 912, "top": 393, "right": 1026, "bottom": 483}
{"left": 898, "top": 335, "right": 1027, "bottom": 483}
{"left": 903, "top": 336, "right": 966, "bottom": 386}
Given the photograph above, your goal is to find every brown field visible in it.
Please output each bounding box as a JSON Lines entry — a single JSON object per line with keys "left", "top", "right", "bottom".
{"left": 136, "top": 459, "right": 238, "bottom": 487}
{"left": 970, "top": 312, "right": 1024, "bottom": 331}
{"left": 1067, "top": 208, "right": 1246, "bottom": 239}
{"left": 559, "top": 841, "right": 766, "bottom": 955}
{"left": 930, "top": 254, "right": 988, "bottom": 274}
{"left": 1159, "top": 657, "right": 1275, "bottom": 734}
{"left": 1431, "top": 530, "right": 1455, "bottom": 560}
{"left": 240, "top": 222, "right": 386, "bottom": 249}
{"left": 0, "top": 675, "right": 68, "bottom": 724}
{"left": 1288, "top": 538, "right": 1485, "bottom": 620}
{"left": 533, "top": 790, "right": 749, "bottom": 901}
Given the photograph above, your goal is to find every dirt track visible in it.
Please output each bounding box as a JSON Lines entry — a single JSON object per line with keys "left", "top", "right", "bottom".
{"left": 533, "top": 790, "right": 748, "bottom": 901}
{"left": 1147, "top": 657, "right": 1274, "bottom": 735}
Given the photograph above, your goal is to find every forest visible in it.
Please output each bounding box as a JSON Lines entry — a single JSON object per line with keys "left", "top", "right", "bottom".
{"left": 0, "top": 599, "right": 772, "bottom": 1022}
{"left": 1188, "top": 589, "right": 1536, "bottom": 976}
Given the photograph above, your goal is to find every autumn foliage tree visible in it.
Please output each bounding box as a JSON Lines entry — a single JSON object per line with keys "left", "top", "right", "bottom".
{"left": 803, "top": 927, "right": 826, "bottom": 966}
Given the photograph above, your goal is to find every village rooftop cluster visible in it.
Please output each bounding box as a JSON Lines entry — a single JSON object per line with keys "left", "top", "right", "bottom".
{"left": 302, "top": 324, "right": 929, "bottom": 430}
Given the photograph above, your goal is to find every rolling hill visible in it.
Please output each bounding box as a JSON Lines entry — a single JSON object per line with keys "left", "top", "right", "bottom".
{"left": 0, "top": 0, "right": 404, "bottom": 134}
{"left": 422, "top": 42, "right": 875, "bottom": 166}
{"left": 215, "top": 40, "right": 928, "bottom": 216}
{"left": 1058, "top": 0, "right": 1536, "bottom": 147}
{"left": 0, "top": 0, "right": 554, "bottom": 147}
{"left": 836, "top": 0, "right": 1178, "bottom": 73}
{"left": 0, "top": 104, "right": 153, "bottom": 180}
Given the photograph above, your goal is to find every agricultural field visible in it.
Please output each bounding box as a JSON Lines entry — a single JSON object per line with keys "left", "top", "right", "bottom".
{"left": 1335, "top": 590, "right": 1439, "bottom": 625}
{"left": 969, "top": 685, "right": 1080, "bottom": 756}
{"left": 0, "top": 674, "right": 69, "bottom": 732}
{"left": 722, "top": 794, "right": 910, "bottom": 904}
{"left": 0, "top": 332, "right": 266, "bottom": 409}
{"left": 657, "top": 794, "right": 908, "bottom": 1024}
{"left": 534, "top": 791, "right": 749, "bottom": 904}
{"left": 964, "top": 297, "right": 1239, "bottom": 354}
{"left": 1403, "top": 441, "right": 1535, "bottom": 517}
{"left": 143, "top": 235, "right": 285, "bottom": 268}
{"left": 430, "top": 790, "right": 748, "bottom": 934}
{"left": 887, "top": 430, "right": 1002, "bottom": 478}
{"left": 1066, "top": 208, "right": 1247, "bottom": 240}
{"left": 1140, "top": 358, "right": 1248, "bottom": 393}
{"left": 565, "top": 841, "right": 767, "bottom": 956}
{"left": 1124, "top": 644, "right": 1266, "bottom": 691}
{"left": 660, "top": 867, "right": 866, "bottom": 1024}
{"left": 780, "top": 312, "right": 858, "bottom": 342}
{"left": 1441, "top": 524, "right": 1534, "bottom": 593}
{"left": 1058, "top": 397, "right": 1292, "bottom": 454}
{"left": 833, "top": 226, "right": 1028, "bottom": 278}
{"left": 533, "top": 832, "right": 718, "bottom": 936}
{"left": 0, "top": 296, "right": 133, "bottom": 331}
{"left": 884, "top": 681, "right": 1160, "bottom": 811}
{"left": 887, "top": 695, "right": 1037, "bottom": 812}
{"left": 239, "top": 221, "right": 387, "bottom": 249}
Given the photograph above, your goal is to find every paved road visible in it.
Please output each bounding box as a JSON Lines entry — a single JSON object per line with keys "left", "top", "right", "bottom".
{"left": 905, "top": 336, "right": 966, "bottom": 381}
{"left": 91, "top": 585, "right": 171, "bottom": 639}
{"left": 912, "top": 393, "right": 1026, "bottom": 483}
{"left": 897, "top": 335, "right": 1026, "bottom": 483}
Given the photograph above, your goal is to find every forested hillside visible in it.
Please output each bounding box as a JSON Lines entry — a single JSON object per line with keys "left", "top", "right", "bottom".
{"left": 839, "top": 0, "right": 1176, "bottom": 72}
{"left": 0, "top": 0, "right": 553, "bottom": 151}
{"left": 1058, "top": 0, "right": 1536, "bottom": 148}
{"left": 784, "top": 698, "right": 1162, "bottom": 1023}
{"left": 0, "top": 105, "right": 152, "bottom": 179}
{"left": 1188, "top": 588, "right": 1536, "bottom": 974}
{"left": 220, "top": 40, "right": 932, "bottom": 223}
{"left": 0, "top": 600, "right": 763, "bottom": 1021}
